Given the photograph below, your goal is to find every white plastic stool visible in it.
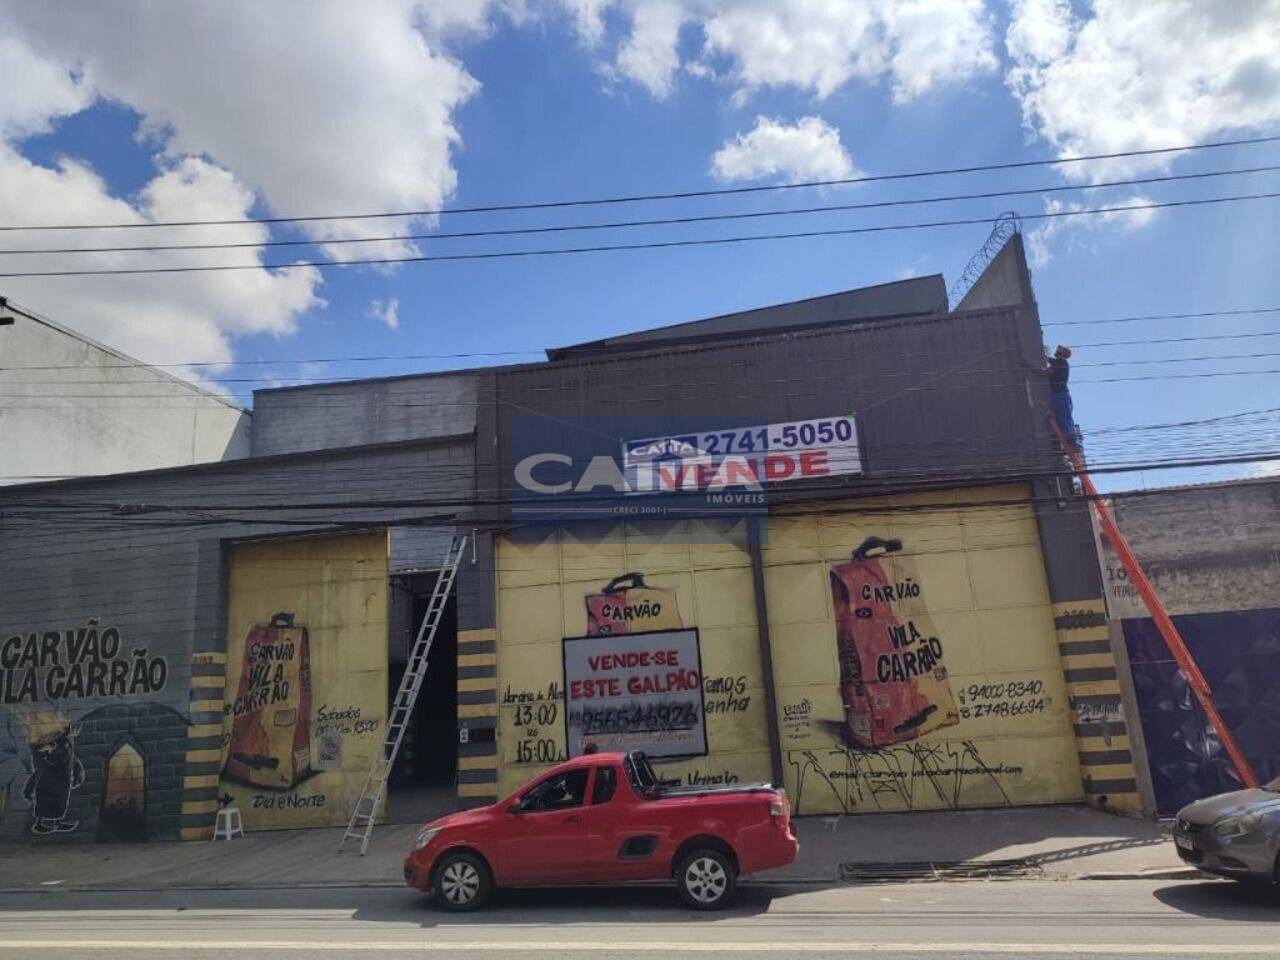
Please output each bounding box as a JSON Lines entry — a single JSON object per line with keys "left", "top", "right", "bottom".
{"left": 213, "top": 805, "right": 244, "bottom": 841}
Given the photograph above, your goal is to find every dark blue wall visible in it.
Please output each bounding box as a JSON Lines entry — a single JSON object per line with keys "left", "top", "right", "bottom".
{"left": 1124, "top": 607, "right": 1280, "bottom": 816}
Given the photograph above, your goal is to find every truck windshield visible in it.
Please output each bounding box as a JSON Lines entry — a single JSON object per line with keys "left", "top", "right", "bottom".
{"left": 624, "top": 751, "right": 658, "bottom": 794}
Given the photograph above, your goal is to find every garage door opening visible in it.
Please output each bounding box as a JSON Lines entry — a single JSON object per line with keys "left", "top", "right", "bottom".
{"left": 385, "top": 571, "right": 458, "bottom": 824}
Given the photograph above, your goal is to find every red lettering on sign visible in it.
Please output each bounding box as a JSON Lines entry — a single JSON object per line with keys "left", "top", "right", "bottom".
{"left": 764, "top": 454, "right": 796, "bottom": 480}
{"left": 722, "top": 458, "right": 760, "bottom": 486}
{"left": 658, "top": 464, "right": 692, "bottom": 491}
{"left": 799, "top": 450, "right": 829, "bottom": 476}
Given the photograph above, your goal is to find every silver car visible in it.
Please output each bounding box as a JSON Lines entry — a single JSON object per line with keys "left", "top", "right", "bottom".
{"left": 1173, "top": 777, "right": 1280, "bottom": 883}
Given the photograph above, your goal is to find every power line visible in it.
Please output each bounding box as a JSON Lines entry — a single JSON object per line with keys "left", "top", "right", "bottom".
{"left": 2, "top": 133, "right": 1276, "bottom": 233}
{"left": 8, "top": 356, "right": 1280, "bottom": 402}
{"left": 3, "top": 165, "right": 1276, "bottom": 256}
{"left": 3, "top": 191, "right": 1278, "bottom": 279}
{"left": 0, "top": 302, "right": 1276, "bottom": 374}
{"left": 4, "top": 406, "right": 1275, "bottom": 483}
{"left": 5, "top": 448, "right": 1279, "bottom": 512}
{"left": 5, "top": 361, "right": 1280, "bottom": 406}
{"left": 10, "top": 345, "right": 1280, "bottom": 387}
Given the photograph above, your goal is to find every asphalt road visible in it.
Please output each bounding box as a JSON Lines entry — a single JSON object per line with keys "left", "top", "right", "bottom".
{"left": 0, "top": 878, "right": 1276, "bottom": 959}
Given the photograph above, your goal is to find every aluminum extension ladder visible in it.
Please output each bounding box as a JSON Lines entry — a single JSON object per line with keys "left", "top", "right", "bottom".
{"left": 340, "top": 534, "right": 469, "bottom": 854}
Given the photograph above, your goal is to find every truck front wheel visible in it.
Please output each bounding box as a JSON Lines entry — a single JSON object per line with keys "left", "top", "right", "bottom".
{"left": 676, "top": 848, "right": 737, "bottom": 910}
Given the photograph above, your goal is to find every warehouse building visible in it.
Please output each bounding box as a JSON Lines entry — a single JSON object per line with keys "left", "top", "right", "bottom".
{"left": 0, "top": 235, "right": 1144, "bottom": 844}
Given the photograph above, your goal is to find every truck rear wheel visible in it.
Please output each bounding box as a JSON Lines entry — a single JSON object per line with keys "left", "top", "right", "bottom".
{"left": 677, "top": 848, "right": 737, "bottom": 910}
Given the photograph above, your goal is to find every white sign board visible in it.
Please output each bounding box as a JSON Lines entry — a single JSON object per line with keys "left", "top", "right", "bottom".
{"left": 1087, "top": 497, "right": 1148, "bottom": 619}
{"left": 621, "top": 415, "right": 861, "bottom": 493}
{"left": 562, "top": 628, "right": 707, "bottom": 759}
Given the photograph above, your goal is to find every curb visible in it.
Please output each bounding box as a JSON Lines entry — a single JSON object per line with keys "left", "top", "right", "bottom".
{"left": 0, "top": 867, "right": 1205, "bottom": 896}
{"left": 0, "top": 879, "right": 408, "bottom": 895}
{"left": 1063, "top": 867, "right": 1204, "bottom": 881}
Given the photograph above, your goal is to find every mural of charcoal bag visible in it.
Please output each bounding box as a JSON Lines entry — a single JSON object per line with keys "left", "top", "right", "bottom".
{"left": 0, "top": 620, "right": 184, "bottom": 841}
{"left": 217, "top": 533, "right": 389, "bottom": 832}
{"left": 776, "top": 529, "right": 1081, "bottom": 816}
{"left": 492, "top": 504, "right": 1083, "bottom": 813}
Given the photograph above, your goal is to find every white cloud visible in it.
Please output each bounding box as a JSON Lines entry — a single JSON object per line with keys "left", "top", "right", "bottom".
{"left": 2, "top": 2, "right": 483, "bottom": 256}
{"left": 1006, "top": 0, "right": 1280, "bottom": 182}
{"left": 368, "top": 297, "right": 402, "bottom": 330}
{"left": 560, "top": 0, "right": 613, "bottom": 44}
{"left": 711, "top": 116, "right": 859, "bottom": 183}
{"left": 1025, "top": 193, "right": 1156, "bottom": 266}
{"left": 880, "top": 0, "right": 998, "bottom": 102}
{"left": 0, "top": 144, "right": 323, "bottom": 370}
{"left": 562, "top": 0, "right": 997, "bottom": 102}
{"left": 0, "top": 3, "right": 503, "bottom": 375}
{"left": 0, "top": 34, "right": 93, "bottom": 139}
{"left": 1251, "top": 458, "right": 1280, "bottom": 478}
{"left": 615, "top": 1, "right": 687, "bottom": 98}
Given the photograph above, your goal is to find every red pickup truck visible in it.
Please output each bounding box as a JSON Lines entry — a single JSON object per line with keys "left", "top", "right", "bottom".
{"left": 404, "top": 750, "right": 797, "bottom": 910}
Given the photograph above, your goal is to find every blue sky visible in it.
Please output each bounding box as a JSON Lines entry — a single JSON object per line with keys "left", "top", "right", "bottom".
{"left": 1, "top": 1, "right": 1278, "bottom": 489}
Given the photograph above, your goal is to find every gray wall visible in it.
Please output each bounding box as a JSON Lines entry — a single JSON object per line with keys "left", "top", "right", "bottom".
{"left": 549, "top": 275, "right": 948, "bottom": 358}
{"left": 1096, "top": 480, "right": 1280, "bottom": 619}
{"left": 0, "top": 436, "right": 474, "bottom": 842}
{"left": 956, "top": 234, "right": 1036, "bottom": 313}
{"left": 483, "top": 303, "right": 1057, "bottom": 506}
{"left": 0, "top": 301, "right": 250, "bottom": 485}
{"left": 250, "top": 372, "right": 478, "bottom": 457}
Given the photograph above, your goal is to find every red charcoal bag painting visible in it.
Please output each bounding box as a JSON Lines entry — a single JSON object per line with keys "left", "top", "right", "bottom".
{"left": 223, "top": 612, "right": 314, "bottom": 789}
{"left": 585, "top": 573, "right": 683, "bottom": 636}
{"left": 830, "top": 537, "right": 959, "bottom": 749}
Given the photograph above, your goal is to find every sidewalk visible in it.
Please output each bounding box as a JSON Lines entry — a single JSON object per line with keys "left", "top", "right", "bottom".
{"left": 0, "top": 805, "right": 1190, "bottom": 893}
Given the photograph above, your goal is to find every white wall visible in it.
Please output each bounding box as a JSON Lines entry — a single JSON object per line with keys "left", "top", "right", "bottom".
{"left": 0, "top": 304, "right": 250, "bottom": 484}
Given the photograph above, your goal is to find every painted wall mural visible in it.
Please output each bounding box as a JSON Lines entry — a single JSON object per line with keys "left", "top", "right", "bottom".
{"left": 769, "top": 487, "right": 1083, "bottom": 815}
{"left": 0, "top": 615, "right": 184, "bottom": 841}
{"left": 220, "top": 533, "right": 388, "bottom": 830}
{"left": 224, "top": 613, "right": 314, "bottom": 790}
{"left": 493, "top": 488, "right": 1085, "bottom": 813}
{"left": 495, "top": 525, "right": 774, "bottom": 798}
{"left": 830, "top": 537, "right": 959, "bottom": 748}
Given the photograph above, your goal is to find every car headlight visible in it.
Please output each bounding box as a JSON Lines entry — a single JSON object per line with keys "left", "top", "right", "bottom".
{"left": 414, "top": 827, "right": 442, "bottom": 850}
{"left": 1211, "top": 813, "right": 1261, "bottom": 839}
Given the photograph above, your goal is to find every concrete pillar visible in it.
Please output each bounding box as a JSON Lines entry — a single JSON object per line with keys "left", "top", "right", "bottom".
{"left": 1033, "top": 477, "right": 1145, "bottom": 816}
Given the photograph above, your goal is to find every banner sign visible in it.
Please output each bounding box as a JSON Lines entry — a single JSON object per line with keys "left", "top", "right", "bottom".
{"left": 562, "top": 628, "right": 707, "bottom": 759}
{"left": 508, "top": 413, "right": 860, "bottom": 539}
{"left": 621, "top": 415, "right": 861, "bottom": 494}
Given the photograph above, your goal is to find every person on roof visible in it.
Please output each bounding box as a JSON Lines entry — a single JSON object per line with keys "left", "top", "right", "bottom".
{"left": 1047, "top": 345, "right": 1082, "bottom": 453}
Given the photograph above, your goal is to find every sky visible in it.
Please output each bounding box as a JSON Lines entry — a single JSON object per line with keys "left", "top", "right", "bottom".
{"left": 0, "top": 0, "right": 1278, "bottom": 490}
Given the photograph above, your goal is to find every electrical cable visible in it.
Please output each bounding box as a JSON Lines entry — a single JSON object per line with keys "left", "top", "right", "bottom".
{"left": 2, "top": 133, "right": 1275, "bottom": 232}
{"left": 3, "top": 165, "right": 1276, "bottom": 256}
{"left": 1, "top": 302, "right": 1276, "bottom": 373}
{"left": 2, "top": 191, "right": 1277, "bottom": 279}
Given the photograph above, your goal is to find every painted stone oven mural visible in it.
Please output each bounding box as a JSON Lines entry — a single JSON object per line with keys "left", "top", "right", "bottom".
{"left": 219, "top": 533, "right": 388, "bottom": 831}
{"left": 0, "top": 616, "right": 183, "bottom": 842}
